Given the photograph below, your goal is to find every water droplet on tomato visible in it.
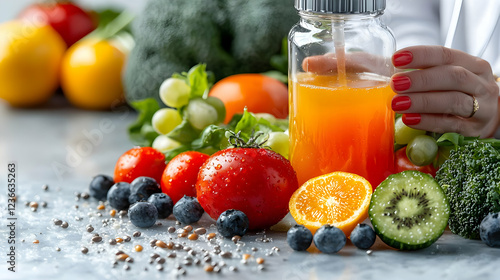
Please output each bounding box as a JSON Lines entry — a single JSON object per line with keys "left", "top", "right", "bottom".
{"left": 215, "top": 164, "right": 222, "bottom": 170}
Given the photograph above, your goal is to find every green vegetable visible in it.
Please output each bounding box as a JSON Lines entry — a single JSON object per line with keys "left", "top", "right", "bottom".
{"left": 128, "top": 64, "right": 289, "bottom": 161}
{"left": 435, "top": 140, "right": 500, "bottom": 239}
{"left": 124, "top": 0, "right": 298, "bottom": 104}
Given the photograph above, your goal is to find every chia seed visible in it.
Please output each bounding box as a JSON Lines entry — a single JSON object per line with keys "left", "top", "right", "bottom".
{"left": 133, "top": 231, "right": 141, "bottom": 237}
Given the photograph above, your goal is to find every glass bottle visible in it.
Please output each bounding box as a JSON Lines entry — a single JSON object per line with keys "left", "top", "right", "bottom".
{"left": 288, "top": 0, "right": 396, "bottom": 188}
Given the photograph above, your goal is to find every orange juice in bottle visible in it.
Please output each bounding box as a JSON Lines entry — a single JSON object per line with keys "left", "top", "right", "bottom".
{"left": 289, "top": 73, "right": 395, "bottom": 188}
{"left": 289, "top": 0, "right": 395, "bottom": 188}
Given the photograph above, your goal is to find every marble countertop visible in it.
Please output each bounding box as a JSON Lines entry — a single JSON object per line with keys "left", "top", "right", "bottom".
{"left": 1, "top": 99, "right": 499, "bottom": 280}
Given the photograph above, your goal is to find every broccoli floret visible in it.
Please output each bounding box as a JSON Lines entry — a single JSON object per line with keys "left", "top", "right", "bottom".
{"left": 435, "top": 141, "right": 500, "bottom": 239}
{"left": 124, "top": 0, "right": 298, "bottom": 104}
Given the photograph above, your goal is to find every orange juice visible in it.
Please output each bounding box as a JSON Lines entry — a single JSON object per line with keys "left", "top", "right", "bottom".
{"left": 289, "top": 72, "right": 395, "bottom": 188}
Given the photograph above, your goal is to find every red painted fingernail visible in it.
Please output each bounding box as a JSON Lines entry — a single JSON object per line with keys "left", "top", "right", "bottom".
{"left": 402, "top": 113, "right": 421, "bottom": 125}
{"left": 393, "top": 51, "right": 413, "bottom": 67}
{"left": 392, "top": 76, "right": 411, "bottom": 91}
{"left": 392, "top": 95, "right": 412, "bottom": 111}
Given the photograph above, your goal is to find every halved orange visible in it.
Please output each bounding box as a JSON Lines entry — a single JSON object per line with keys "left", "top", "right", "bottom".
{"left": 289, "top": 171, "right": 373, "bottom": 237}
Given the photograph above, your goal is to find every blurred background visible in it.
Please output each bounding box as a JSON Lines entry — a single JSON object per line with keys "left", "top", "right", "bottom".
{"left": 0, "top": 0, "right": 145, "bottom": 22}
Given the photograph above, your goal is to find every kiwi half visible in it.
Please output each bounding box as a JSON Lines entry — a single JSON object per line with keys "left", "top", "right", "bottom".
{"left": 369, "top": 170, "right": 450, "bottom": 250}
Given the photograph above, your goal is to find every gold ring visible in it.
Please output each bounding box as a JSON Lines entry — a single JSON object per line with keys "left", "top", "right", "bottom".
{"left": 468, "top": 96, "right": 479, "bottom": 118}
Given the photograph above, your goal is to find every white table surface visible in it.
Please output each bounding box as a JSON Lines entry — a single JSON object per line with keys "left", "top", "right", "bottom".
{"left": 1, "top": 97, "right": 499, "bottom": 280}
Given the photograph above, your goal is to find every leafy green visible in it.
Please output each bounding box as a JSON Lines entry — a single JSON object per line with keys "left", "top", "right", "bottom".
{"left": 128, "top": 98, "right": 160, "bottom": 146}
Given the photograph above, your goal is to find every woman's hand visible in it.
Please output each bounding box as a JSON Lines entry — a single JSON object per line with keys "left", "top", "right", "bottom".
{"left": 391, "top": 46, "right": 500, "bottom": 138}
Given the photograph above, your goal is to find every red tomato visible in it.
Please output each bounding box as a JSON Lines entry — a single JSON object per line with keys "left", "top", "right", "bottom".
{"left": 114, "top": 147, "right": 166, "bottom": 184}
{"left": 18, "top": 2, "right": 95, "bottom": 46}
{"left": 208, "top": 74, "right": 288, "bottom": 123}
{"left": 395, "top": 147, "right": 437, "bottom": 177}
{"left": 196, "top": 147, "right": 299, "bottom": 230}
{"left": 161, "top": 151, "right": 209, "bottom": 204}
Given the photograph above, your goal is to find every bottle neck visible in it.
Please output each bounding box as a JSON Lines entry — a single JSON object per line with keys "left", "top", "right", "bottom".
{"left": 298, "top": 10, "right": 382, "bottom": 28}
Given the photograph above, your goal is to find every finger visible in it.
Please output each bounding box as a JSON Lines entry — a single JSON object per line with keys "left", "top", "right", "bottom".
{"left": 302, "top": 53, "right": 391, "bottom": 75}
{"left": 393, "top": 46, "right": 494, "bottom": 78}
{"left": 303, "top": 54, "right": 337, "bottom": 74}
{"left": 401, "top": 113, "right": 484, "bottom": 137}
{"left": 391, "top": 65, "right": 490, "bottom": 96}
{"left": 392, "top": 92, "right": 475, "bottom": 118}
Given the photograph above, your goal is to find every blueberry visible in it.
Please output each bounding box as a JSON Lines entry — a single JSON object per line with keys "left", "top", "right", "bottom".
{"left": 107, "top": 182, "right": 131, "bottom": 211}
{"left": 148, "top": 193, "right": 174, "bottom": 219}
{"left": 216, "top": 210, "right": 249, "bottom": 238}
{"left": 350, "top": 223, "right": 376, "bottom": 250}
{"left": 89, "top": 174, "right": 114, "bottom": 201}
{"left": 480, "top": 212, "right": 500, "bottom": 248}
{"left": 172, "top": 196, "right": 204, "bottom": 224}
{"left": 287, "top": 225, "right": 313, "bottom": 251}
{"left": 129, "top": 202, "right": 158, "bottom": 228}
{"left": 128, "top": 193, "right": 147, "bottom": 204}
{"left": 313, "top": 224, "right": 346, "bottom": 254}
{"left": 130, "top": 176, "right": 161, "bottom": 200}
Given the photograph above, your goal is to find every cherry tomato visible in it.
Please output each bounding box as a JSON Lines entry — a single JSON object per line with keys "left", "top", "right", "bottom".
{"left": 161, "top": 151, "right": 209, "bottom": 204}
{"left": 208, "top": 74, "right": 288, "bottom": 123}
{"left": 18, "top": 2, "right": 95, "bottom": 46}
{"left": 395, "top": 147, "right": 437, "bottom": 177}
{"left": 196, "top": 147, "right": 299, "bottom": 230}
{"left": 114, "top": 147, "right": 166, "bottom": 184}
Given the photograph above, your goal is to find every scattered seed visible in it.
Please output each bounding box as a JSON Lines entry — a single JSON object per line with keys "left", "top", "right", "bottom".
{"left": 31, "top": 207, "right": 37, "bottom": 212}
{"left": 366, "top": 250, "right": 373, "bottom": 255}
{"left": 53, "top": 219, "right": 62, "bottom": 226}
{"left": 124, "top": 236, "right": 131, "bottom": 242}
{"left": 168, "top": 226, "right": 176, "bottom": 233}
{"left": 42, "top": 184, "right": 49, "bottom": 191}
{"left": 93, "top": 233, "right": 100, "bottom": 237}
{"left": 242, "top": 254, "right": 251, "bottom": 260}
{"left": 166, "top": 242, "right": 174, "bottom": 249}
{"left": 183, "top": 246, "right": 192, "bottom": 252}
{"left": 115, "top": 250, "right": 125, "bottom": 255}
{"left": 167, "top": 252, "right": 177, "bottom": 258}
{"left": 119, "top": 210, "right": 127, "bottom": 216}
{"left": 183, "top": 260, "right": 193, "bottom": 266}
{"left": 156, "top": 265, "right": 164, "bottom": 271}
{"left": 150, "top": 239, "right": 157, "bottom": 247}
{"left": 135, "top": 245, "right": 143, "bottom": 252}
{"left": 173, "top": 244, "right": 183, "bottom": 250}
{"left": 116, "top": 254, "right": 129, "bottom": 261}
{"left": 75, "top": 216, "right": 83, "bottom": 221}
{"left": 188, "top": 233, "right": 199, "bottom": 241}
{"left": 97, "top": 204, "right": 105, "bottom": 210}
{"left": 61, "top": 222, "right": 69, "bottom": 228}
{"left": 178, "top": 269, "right": 186, "bottom": 275}
{"left": 116, "top": 237, "right": 124, "bottom": 243}
{"left": 258, "top": 264, "right": 265, "bottom": 271}
{"left": 272, "top": 246, "right": 280, "bottom": 252}
{"left": 251, "top": 247, "right": 258, "bottom": 252}
{"left": 74, "top": 205, "right": 79, "bottom": 209}
{"left": 220, "top": 251, "right": 232, "bottom": 259}
{"left": 33, "top": 240, "right": 39, "bottom": 244}
{"left": 183, "top": 225, "right": 193, "bottom": 232}
{"left": 25, "top": 201, "right": 30, "bottom": 207}
{"left": 241, "top": 259, "right": 247, "bottom": 264}
{"left": 213, "top": 266, "right": 221, "bottom": 273}
{"left": 87, "top": 226, "right": 94, "bottom": 233}
{"left": 41, "top": 202, "right": 48, "bottom": 208}
{"left": 256, "top": 257, "right": 265, "bottom": 264}
{"left": 81, "top": 192, "right": 90, "bottom": 199}
{"left": 207, "top": 233, "right": 216, "bottom": 240}
{"left": 125, "top": 257, "right": 134, "bottom": 263}
{"left": 231, "top": 235, "right": 241, "bottom": 243}
{"left": 176, "top": 221, "right": 181, "bottom": 225}
{"left": 194, "top": 227, "right": 207, "bottom": 235}
{"left": 204, "top": 256, "right": 212, "bottom": 263}
{"left": 157, "top": 257, "right": 166, "bottom": 264}
{"left": 123, "top": 265, "right": 130, "bottom": 271}
{"left": 92, "top": 236, "right": 103, "bottom": 243}
{"left": 81, "top": 247, "right": 89, "bottom": 254}
{"left": 150, "top": 253, "right": 160, "bottom": 259}
{"left": 188, "top": 250, "right": 197, "bottom": 257}
{"left": 156, "top": 240, "right": 167, "bottom": 248}
{"left": 110, "top": 209, "right": 116, "bottom": 217}
{"left": 218, "top": 261, "right": 226, "bottom": 267}
{"left": 133, "top": 231, "right": 141, "bottom": 238}
{"left": 204, "top": 265, "right": 214, "bottom": 272}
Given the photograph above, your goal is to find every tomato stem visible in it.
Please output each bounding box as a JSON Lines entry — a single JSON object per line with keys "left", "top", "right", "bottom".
{"left": 228, "top": 131, "right": 269, "bottom": 149}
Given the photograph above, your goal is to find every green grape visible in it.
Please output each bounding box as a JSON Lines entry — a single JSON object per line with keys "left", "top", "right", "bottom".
{"left": 152, "top": 135, "right": 181, "bottom": 153}
{"left": 406, "top": 135, "right": 438, "bottom": 166}
{"left": 159, "top": 78, "right": 191, "bottom": 108}
{"left": 152, "top": 108, "right": 182, "bottom": 134}
{"left": 254, "top": 113, "right": 277, "bottom": 125}
{"left": 266, "top": 131, "right": 290, "bottom": 159}
{"left": 186, "top": 98, "right": 218, "bottom": 130}
{"left": 204, "top": 96, "right": 226, "bottom": 123}
{"left": 394, "top": 117, "right": 426, "bottom": 145}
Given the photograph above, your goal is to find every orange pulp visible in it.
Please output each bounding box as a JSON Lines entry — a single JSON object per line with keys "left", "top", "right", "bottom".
{"left": 289, "top": 72, "right": 395, "bottom": 189}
